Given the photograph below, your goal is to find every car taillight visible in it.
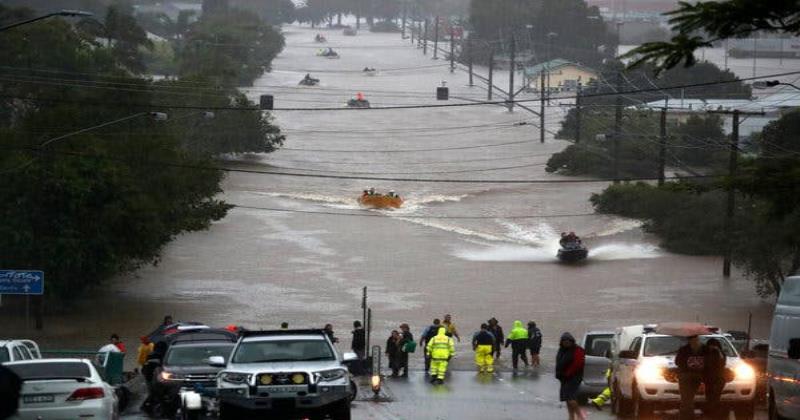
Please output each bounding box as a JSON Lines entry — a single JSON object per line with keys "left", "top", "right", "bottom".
{"left": 67, "top": 387, "right": 105, "bottom": 401}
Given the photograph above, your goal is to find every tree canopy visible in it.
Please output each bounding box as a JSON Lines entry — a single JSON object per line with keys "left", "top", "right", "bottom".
{"left": 623, "top": 0, "right": 800, "bottom": 70}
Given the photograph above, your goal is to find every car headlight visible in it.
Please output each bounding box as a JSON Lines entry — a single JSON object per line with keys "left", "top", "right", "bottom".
{"left": 219, "top": 372, "right": 252, "bottom": 385}
{"left": 160, "top": 371, "right": 185, "bottom": 381}
{"left": 734, "top": 362, "right": 756, "bottom": 381}
{"left": 635, "top": 361, "right": 664, "bottom": 383}
{"left": 315, "top": 369, "right": 347, "bottom": 382}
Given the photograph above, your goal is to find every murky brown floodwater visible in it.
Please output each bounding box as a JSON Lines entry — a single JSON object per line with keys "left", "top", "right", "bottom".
{"left": 3, "top": 26, "right": 784, "bottom": 373}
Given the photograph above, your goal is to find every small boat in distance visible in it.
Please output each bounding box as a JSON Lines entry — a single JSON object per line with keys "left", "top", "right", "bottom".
{"left": 358, "top": 189, "right": 403, "bottom": 209}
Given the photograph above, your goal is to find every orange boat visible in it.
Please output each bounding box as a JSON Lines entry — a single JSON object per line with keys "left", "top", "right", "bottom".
{"left": 358, "top": 193, "right": 403, "bottom": 209}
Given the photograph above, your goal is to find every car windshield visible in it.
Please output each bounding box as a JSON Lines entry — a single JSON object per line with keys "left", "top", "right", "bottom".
{"left": 644, "top": 336, "right": 737, "bottom": 357}
{"left": 7, "top": 362, "right": 91, "bottom": 380}
{"left": 166, "top": 343, "right": 234, "bottom": 366}
{"left": 232, "top": 339, "right": 334, "bottom": 363}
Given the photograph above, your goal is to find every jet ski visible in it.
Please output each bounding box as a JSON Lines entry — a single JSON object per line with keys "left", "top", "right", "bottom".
{"left": 363, "top": 67, "right": 377, "bottom": 76}
{"left": 299, "top": 76, "right": 320, "bottom": 86}
{"left": 317, "top": 48, "right": 340, "bottom": 59}
{"left": 557, "top": 241, "right": 589, "bottom": 262}
{"left": 347, "top": 92, "right": 370, "bottom": 108}
{"left": 314, "top": 34, "right": 327, "bottom": 43}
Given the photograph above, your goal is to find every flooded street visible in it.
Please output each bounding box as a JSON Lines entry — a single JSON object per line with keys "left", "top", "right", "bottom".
{"left": 3, "top": 25, "right": 778, "bottom": 375}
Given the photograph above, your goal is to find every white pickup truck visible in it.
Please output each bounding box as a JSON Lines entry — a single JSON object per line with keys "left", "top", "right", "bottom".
{"left": 611, "top": 331, "right": 756, "bottom": 419}
{"left": 0, "top": 339, "right": 41, "bottom": 364}
{"left": 579, "top": 331, "right": 614, "bottom": 401}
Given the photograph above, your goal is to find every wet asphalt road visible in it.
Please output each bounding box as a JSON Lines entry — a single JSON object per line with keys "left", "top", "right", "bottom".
{"left": 121, "top": 370, "right": 767, "bottom": 420}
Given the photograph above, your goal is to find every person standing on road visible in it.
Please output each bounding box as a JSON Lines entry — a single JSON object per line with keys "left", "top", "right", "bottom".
{"left": 420, "top": 318, "right": 441, "bottom": 373}
{"left": 324, "top": 324, "right": 339, "bottom": 344}
{"left": 136, "top": 336, "right": 154, "bottom": 369}
{"left": 398, "top": 324, "right": 414, "bottom": 377}
{"left": 675, "top": 335, "right": 707, "bottom": 420}
{"left": 426, "top": 327, "right": 455, "bottom": 384}
{"left": 704, "top": 338, "right": 727, "bottom": 420}
{"left": 442, "top": 314, "right": 461, "bottom": 342}
{"left": 110, "top": 334, "right": 126, "bottom": 353}
{"left": 385, "top": 330, "right": 403, "bottom": 377}
{"left": 351, "top": 321, "right": 366, "bottom": 360}
{"left": 487, "top": 318, "right": 504, "bottom": 359}
{"left": 473, "top": 323, "right": 496, "bottom": 373}
{"left": 528, "top": 321, "right": 543, "bottom": 368}
{"left": 556, "top": 332, "right": 586, "bottom": 420}
{"left": 505, "top": 320, "right": 530, "bottom": 370}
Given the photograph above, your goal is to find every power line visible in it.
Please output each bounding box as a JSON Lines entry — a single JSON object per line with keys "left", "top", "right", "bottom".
{"left": 4, "top": 70, "right": 800, "bottom": 112}
{"left": 11, "top": 146, "right": 722, "bottom": 184}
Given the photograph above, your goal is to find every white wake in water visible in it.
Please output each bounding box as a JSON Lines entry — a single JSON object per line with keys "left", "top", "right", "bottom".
{"left": 257, "top": 191, "right": 469, "bottom": 213}
{"left": 453, "top": 222, "right": 661, "bottom": 263}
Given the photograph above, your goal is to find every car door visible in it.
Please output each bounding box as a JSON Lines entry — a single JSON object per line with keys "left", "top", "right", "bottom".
{"left": 617, "top": 337, "right": 642, "bottom": 398}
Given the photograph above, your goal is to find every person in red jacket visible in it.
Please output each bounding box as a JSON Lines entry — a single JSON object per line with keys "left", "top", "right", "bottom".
{"left": 556, "top": 332, "right": 586, "bottom": 420}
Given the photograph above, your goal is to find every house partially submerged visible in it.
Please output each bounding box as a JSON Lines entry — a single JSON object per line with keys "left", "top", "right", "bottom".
{"left": 523, "top": 59, "right": 598, "bottom": 93}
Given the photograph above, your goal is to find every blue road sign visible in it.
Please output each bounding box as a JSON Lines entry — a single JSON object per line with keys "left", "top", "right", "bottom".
{"left": 0, "top": 270, "right": 44, "bottom": 295}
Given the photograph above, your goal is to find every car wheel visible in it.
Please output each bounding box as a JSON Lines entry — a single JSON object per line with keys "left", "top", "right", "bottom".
{"left": 328, "top": 398, "right": 352, "bottom": 420}
{"left": 219, "top": 402, "right": 245, "bottom": 420}
{"left": 612, "top": 383, "right": 633, "bottom": 417}
{"left": 349, "top": 379, "right": 357, "bottom": 402}
{"left": 632, "top": 386, "right": 653, "bottom": 419}
{"left": 734, "top": 401, "right": 755, "bottom": 420}
{"left": 768, "top": 391, "right": 788, "bottom": 420}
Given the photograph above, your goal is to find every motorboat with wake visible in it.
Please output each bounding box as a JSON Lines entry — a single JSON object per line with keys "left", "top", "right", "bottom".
{"left": 363, "top": 67, "right": 377, "bottom": 76}
{"left": 347, "top": 92, "right": 370, "bottom": 108}
{"left": 358, "top": 189, "right": 403, "bottom": 209}
{"left": 557, "top": 232, "right": 588, "bottom": 262}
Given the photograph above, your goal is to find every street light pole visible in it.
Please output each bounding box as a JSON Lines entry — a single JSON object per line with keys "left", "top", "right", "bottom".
{"left": 0, "top": 10, "right": 92, "bottom": 33}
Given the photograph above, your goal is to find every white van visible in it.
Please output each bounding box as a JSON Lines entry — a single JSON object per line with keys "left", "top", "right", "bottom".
{"left": 768, "top": 276, "right": 800, "bottom": 420}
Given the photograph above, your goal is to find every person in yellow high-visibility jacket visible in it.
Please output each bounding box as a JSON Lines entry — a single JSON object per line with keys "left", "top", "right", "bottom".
{"left": 591, "top": 368, "right": 612, "bottom": 410}
{"left": 426, "top": 326, "right": 455, "bottom": 384}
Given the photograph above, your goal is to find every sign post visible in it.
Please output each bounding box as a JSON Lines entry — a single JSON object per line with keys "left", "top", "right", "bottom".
{"left": 0, "top": 270, "right": 45, "bottom": 332}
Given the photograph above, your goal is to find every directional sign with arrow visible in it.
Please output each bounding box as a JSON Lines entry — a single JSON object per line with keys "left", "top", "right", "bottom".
{"left": 0, "top": 270, "right": 44, "bottom": 295}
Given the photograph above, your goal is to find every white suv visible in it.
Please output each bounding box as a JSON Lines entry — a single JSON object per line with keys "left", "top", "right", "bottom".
{"left": 210, "top": 329, "right": 355, "bottom": 420}
{"left": 612, "top": 333, "right": 756, "bottom": 419}
{"left": 0, "top": 339, "right": 41, "bottom": 364}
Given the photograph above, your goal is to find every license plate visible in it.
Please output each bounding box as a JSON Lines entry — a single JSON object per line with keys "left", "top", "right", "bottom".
{"left": 260, "top": 386, "right": 306, "bottom": 393}
{"left": 23, "top": 394, "right": 55, "bottom": 404}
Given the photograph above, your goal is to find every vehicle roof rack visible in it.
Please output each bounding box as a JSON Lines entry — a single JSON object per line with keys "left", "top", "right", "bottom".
{"left": 240, "top": 329, "right": 326, "bottom": 338}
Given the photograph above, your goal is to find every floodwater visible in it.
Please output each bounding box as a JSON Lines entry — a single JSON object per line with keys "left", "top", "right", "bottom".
{"left": 3, "top": 26, "right": 784, "bottom": 373}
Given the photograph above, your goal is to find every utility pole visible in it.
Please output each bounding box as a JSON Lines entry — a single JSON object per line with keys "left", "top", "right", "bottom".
{"left": 488, "top": 51, "right": 494, "bottom": 100}
{"left": 401, "top": 4, "right": 407, "bottom": 39}
{"left": 417, "top": 22, "right": 422, "bottom": 48}
{"left": 657, "top": 98, "right": 669, "bottom": 186}
{"left": 613, "top": 73, "right": 623, "bottom": 183}
{"left": 707, "top": 109, "right": 764, "bottom": 277}
{"left": 575, "top": 83, "right": 582, "bottom": 143}
{"left": 467, "top": 37, "right": 474, "bottom": 86}
{"left": 508, "top": 35, "right": 516, "bottom": 112}
{"left": 410, "top": 20, "right": 414, "bottom": 44}
{"left": 433, "top": 16, "right": 440, "bottom": 59}
{"left": 540, "top": 71, "right": 546, "bottom": 143}
{"left": 449, "top": 29, "right": 455, "bottom": 73}
{"left": 423, "top": 19, "right": 428, "bottom": 55}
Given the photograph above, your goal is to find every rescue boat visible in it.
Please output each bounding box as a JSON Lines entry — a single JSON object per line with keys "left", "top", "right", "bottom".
{"left": 358, "top": 194, "right": 403, "bottom": 209}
